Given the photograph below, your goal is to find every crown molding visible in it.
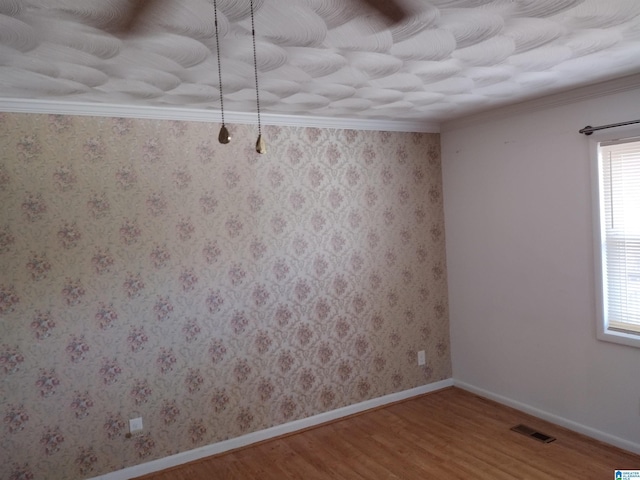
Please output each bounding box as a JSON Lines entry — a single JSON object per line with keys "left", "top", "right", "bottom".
{"left": 0, "top": 98, "right": 440, "bottom": 133}
{"left": 441, "top": 72, "right": 640, "bottom": 132}
{"left": 2, "top": 74, "right": 640, "bottom": 135}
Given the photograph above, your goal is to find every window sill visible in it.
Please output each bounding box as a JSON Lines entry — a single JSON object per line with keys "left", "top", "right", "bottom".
{"left": 598, "top": 328, "right": 640, "bottom": 349}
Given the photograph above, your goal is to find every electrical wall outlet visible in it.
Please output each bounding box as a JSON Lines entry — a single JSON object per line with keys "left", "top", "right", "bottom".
{"left": 129, "top": 417, "right": 143, "bottom": 433}
{"left": 417, "top": 350, "right": 426, "bottom": 366}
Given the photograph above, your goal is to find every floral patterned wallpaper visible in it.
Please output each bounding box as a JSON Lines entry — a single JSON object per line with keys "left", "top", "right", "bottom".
{"left": 0, "top": 112, "right": 450, "bottom": 480}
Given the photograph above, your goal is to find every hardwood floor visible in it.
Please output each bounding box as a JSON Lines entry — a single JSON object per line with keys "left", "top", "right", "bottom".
{"left": 134, "top": 387, "right": 640, "bottom": 479}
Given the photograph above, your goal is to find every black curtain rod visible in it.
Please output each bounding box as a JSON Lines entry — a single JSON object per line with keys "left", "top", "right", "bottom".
{"left": 579, "top": 119, "right": 640, "bottom": 136}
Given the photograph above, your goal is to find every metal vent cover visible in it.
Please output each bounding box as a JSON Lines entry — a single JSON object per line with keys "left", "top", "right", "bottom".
{"left": 511, "top": 424, "right": 556, "bottom": 443}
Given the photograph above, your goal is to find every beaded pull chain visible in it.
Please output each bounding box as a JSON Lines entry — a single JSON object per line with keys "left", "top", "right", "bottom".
{"left": 213, "top": 0, "right": 230, "bottom": 144}
{"left": 250, "top": 0, "right": 265, "bottom": 154}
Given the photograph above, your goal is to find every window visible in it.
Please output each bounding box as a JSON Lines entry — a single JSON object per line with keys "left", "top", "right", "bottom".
{"left": 593, "top": 135, "right": 640, "bottom": 347}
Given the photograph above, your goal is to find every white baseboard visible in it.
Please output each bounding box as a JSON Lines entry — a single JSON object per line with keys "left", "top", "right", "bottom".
{"left": 454, "top": 380, "right": 640, "bottom": 455}
{"left": 88, "top": 379, "right": 453, "bottom": 480}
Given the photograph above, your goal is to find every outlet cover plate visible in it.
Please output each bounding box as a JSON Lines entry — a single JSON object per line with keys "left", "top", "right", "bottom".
{"left": 418, "top": 350, "right": 426, "bottom": 366}
{"left": 129, "top": 417, "right": 143, "bottom": 433}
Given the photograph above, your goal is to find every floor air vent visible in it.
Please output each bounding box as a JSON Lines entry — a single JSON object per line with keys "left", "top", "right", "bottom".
{"left": 510, "top": 424, "right": 556, "bottom": 443}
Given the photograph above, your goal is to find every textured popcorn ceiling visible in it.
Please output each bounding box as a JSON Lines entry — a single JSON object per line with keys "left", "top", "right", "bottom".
{"left": 1, "top": 0, "right": 640, "bottom": 126}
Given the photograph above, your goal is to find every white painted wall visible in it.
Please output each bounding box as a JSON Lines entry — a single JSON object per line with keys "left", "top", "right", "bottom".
{"left": 441, "top": 81, "right": 640, "bottom": 451}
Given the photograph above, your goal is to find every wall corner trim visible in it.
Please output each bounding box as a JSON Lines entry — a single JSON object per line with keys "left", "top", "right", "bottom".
{"left": 87, "top": 379, "right": 453, "bottom": 480}
{"left": 453, "top": 380, "right": 640, "bottom": 455}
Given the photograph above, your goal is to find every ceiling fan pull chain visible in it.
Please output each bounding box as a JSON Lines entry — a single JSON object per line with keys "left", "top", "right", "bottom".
{"left": 213, "top": 0, "right": 230, "bottom": 144}
{"left": 250, "top": 0, "right": 266, "bottom": 154}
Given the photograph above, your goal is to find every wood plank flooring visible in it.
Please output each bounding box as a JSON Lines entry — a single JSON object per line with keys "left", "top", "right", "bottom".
{"left": 134, "top": 387, "right": 640, "bottom": 479}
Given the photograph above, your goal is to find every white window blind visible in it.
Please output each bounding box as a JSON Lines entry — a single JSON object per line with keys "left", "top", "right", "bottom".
{"left": 599, "top": 138, "right": 640, "bottom": 336}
